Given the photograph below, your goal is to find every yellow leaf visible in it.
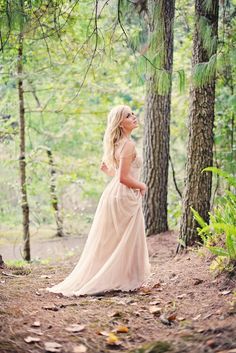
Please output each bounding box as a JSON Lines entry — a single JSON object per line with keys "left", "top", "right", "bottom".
{"left": 106, "top": 333, "right": 121, "bottom": 346}
{"left": 116, "top": 325, "right": 129, "bottom": 333}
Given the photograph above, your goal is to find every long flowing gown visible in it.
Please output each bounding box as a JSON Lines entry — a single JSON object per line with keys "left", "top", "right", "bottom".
{"left": 47, "top": 142, "right": 151, "bottom": 296}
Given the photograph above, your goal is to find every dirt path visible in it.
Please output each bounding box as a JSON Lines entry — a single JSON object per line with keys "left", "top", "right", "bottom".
{"left": 0, "top": 235, "right": 87, "bottom": 261}
{"left": 0, "top": 231, "right": 235, "bottom": 353}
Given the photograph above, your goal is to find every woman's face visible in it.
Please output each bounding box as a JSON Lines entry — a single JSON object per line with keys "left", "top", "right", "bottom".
{"left": 120, "top": 107, "right": 138, "bottom": 132}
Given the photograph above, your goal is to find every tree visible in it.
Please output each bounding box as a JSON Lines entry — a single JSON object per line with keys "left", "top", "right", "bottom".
{"left": 143, "top": 0, "right": 175, "bottom": 235}
{"left": 0, "top": 0, "right": 78, "bottom": 260}
{"left": 17, "top": 1, "right": 30, "bottom": 260}
{"left": 179, "top": 0, "right": 219, "bottom": 247}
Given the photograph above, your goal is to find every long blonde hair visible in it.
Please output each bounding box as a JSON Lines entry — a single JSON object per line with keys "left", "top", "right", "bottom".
{"left": 102, "top": 105, "right": 130, "bottom": 168}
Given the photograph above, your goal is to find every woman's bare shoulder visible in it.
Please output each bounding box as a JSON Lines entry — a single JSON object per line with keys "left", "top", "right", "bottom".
{"left": 120, "top": 139, "right": 136, "bottom": 157}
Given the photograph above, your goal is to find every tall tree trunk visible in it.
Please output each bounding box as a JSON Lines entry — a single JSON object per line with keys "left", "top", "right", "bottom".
{"left": 46, "top": 148, "right": 64, "bottom": 237}
{"left": 179, "top": 0, "right": 219, "bottom": 247}
{"left": 17, "top": 31, "right": 31, "bottom": 261}
{"left": 143, "top": 0, "right": 175, "bottom": 235}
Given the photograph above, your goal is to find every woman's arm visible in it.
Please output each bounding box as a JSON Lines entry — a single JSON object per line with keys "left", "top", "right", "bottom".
{"left": 118, "top": 140, "right": 146, "bottom": 193}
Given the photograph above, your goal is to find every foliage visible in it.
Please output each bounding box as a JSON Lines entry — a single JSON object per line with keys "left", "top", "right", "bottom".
{"left": 0, "top": 0, "right": 235, "bottom": 238}
{"left": 192, "top": 168, "right": 236, "bottom": 273}
{"left": 0, "top": 0, "right": 146, "bottom": 234}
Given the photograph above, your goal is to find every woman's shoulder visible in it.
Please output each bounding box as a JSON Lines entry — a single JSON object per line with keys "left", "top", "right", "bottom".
{"left": 120, "top": 138, "right": 136, "bottom": 158}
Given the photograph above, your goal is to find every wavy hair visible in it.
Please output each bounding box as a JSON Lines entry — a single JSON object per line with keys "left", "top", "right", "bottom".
{"left": 102, "top": 105, "right": 130, "bottom": 168}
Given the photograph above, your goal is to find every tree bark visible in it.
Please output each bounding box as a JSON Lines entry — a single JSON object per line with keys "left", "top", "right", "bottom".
{"left": 18, "top": 31, "right": 31, "bottom": 261}
{"left": 46, "top": 149, "right": 64, "bottom": 237}
{"left": 179, "top": 0, "right": 219, "bottom": 247}
{"left": 143, "top": 0, "right": 175, "bottom": 235}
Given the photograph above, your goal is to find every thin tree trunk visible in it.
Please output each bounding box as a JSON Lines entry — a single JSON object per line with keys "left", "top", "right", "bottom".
{"left": 46, "top": 148, "right": 64, "bottom": 237}
{"left": 0, "top": 255, "right": 4, "bottom": 269}
{"left": 18, "top": 31, "right": 31, "bottom": 261}
{"left": 143, "top": 0, "right": 175, "bottom": 235}
{"left": 179, "top": 0, "right": 219, "bottom": 248}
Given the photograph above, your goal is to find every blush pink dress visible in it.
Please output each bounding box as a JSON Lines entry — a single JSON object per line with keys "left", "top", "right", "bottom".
{"left": 47, "top": 140, "right": 151, "bottom": 296}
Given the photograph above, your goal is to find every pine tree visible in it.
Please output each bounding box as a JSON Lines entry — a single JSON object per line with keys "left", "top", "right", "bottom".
{"left": 143, "top": 0, "right": 175, "bottom": 235}
{"left": 179, "top": 0, "right": 219, "bottom": 247}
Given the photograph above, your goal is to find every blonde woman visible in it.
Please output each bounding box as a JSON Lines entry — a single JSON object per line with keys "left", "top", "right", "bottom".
{"left": 47, "top": 105, "right": 151, "bottom": 296}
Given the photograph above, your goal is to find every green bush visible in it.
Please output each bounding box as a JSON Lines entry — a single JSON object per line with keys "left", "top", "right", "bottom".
{"left": 191, "top": 167, "right": 236, "bottom": 273}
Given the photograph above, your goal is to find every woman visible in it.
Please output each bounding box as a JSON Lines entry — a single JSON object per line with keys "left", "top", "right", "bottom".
{"left": 47, "top": 105, "right": 151, "bottom": 296}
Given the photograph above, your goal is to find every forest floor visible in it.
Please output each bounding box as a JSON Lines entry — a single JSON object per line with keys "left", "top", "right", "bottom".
{"left": 0, "top": 231, "right": 236, "bottom": 353}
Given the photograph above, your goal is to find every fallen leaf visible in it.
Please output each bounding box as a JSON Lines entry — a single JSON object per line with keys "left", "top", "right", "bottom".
{"left": 65, "top": 324, "right": 85, "bottom": 333}
{"left": 2, "top": 271, "right": 18, "bottom": 277}
{"left": 149, "top": 306, "right": 162, "bottom": 315}
{"left": 35, "top": 291, "right": 41, "bottom": 296}
{"left": 206, "top": 339, "right": 217, "bottom": 348}
{"left": 27, "top": 328, "right": 43, "bottom": 335}
{"left": 24, "top": 336, "right": 41, "bottom": 343}
{"left": 40, "top": 275, "right": 51, "bottom": 279}
{"left": 106, "top": 333, "right": 121, "bottom": 346}
{"left": 167, "top": 313, "right": 176, "bottom": 321}
{"left": 152, "top": 282, "right": 161, "bottom": 288}
{"left": 97, "top": 330, "right": 109, "bottom": 336}
{"left": 149, "top": 300, "right": 161, "bottom": 305}
{"left": 192, "top": 314, "right": 201, "bottom": 321}
{"left": 193, "top": 278, "right": 204, "bottom": 285}
{"left": 177, "top": 317, "right": 185, "bottom": 321}
{"left": 139, "top": 287, "right": 152, "bottom": 295}
{"left": 73, "top": 344, "right": 87, "bottom": 353}
{"left": 196, "top": 328, "right": 205, "bottom": 333}
{"left": 203, "top": 313, "right": 213, "bottom": 320}
{"left": 177, "top": 294, "right": 187, "bottom": 299}
{"left": 160, "top": 314, "right": 171, "bottom": 326}
{"left": 31, "top": 321, "right": 41, "bottom": 327}
{"left": 115, "top": 325, "right": 129, "bottom": 333}
{"left": 44, "top": 342, "right": 62, "bottom": 352}
{"left": 109, "top": 311, "right": 122, "bottom": 318}
{"left": 220, "top": 290, "right": 231, "bottom": 296}
{"left": 43, "top": 305, "right": 59, "bottom": 312}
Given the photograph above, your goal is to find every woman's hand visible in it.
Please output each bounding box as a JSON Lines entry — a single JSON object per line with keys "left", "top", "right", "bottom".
{"left": 100, "top": 161, "right": 108, "bottom": 173}
{"left": 100, "top": 162, "right": 115, "bottom": 177}
{"left": 140, "top": 182, "right": 147, "bottom": 196}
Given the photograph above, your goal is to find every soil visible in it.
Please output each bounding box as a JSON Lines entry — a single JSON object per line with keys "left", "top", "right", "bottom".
{"left": 0, "top": 231, "right": 235, "bottom": 353}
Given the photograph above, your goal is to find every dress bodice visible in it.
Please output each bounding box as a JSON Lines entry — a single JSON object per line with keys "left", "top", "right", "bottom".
{"left": 113, "top": 138, "right": 142, "bottom": 179}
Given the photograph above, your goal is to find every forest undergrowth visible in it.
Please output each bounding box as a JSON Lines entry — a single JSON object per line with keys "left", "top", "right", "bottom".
{"left": 0, "top": 231, "right": 236, "bottom": 353}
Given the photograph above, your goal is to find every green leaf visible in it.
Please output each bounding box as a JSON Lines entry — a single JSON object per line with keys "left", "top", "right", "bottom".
{"left": 190, "top": 207, "right": 208, "bottom": 228}
{"left": 207, "top": 246, "right": 229, "bottom": 257}
{"left": 226, "top": 233, "right": 236, "bottom": 260}
{"left": 202, "top": 167, "right": 236, "bottom": 187}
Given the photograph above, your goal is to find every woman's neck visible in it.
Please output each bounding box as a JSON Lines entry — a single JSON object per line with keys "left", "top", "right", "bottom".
{"left": 122, "top": 133, "right": 131, "bottom": 140}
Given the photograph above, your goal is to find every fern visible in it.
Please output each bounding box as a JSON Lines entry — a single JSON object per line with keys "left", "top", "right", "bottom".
{"left": 207, "top": 246, "right": 228, "bottom": 257}
{"left": 190, "top": 207, "right": 207, "bottom": 228}
{"left": 191, "top": 168, "right": 236, "bottom": 271}
{"left": 202, "top": 167, "right": 236, "bottom": 187}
